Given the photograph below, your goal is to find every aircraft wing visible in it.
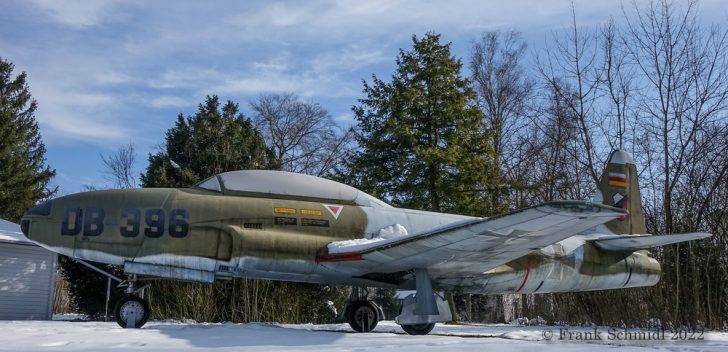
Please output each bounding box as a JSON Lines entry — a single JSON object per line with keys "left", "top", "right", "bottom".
{"left": 318, "top": 201, "right": 627, "bottom": 280}
{"left": 592, "top": 232, "right": 711, "bottom": 251}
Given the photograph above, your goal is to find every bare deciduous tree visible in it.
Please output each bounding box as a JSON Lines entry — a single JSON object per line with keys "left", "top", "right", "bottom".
{"left": 600, "top": 18, "right": 635, "bottom": 150}
{"left": 470, "top": 30, "right": 533, "bottom": 171}
{"left": 501, "top": 1, "right": 728, "bottom": 328}
{"left": 624, "top": 0, "right": 728, "bottom": 233}
{"left": 470, "top": 30, "right": 534, "bottom": 212}
{"left": 250, "top": 93, "right": 354, "bottom": 176}
{"left": 536, "top": 4, "right": 604, "bottom": 186}
{"left": 101, "top": 142, "right": 137, "bottom": 189}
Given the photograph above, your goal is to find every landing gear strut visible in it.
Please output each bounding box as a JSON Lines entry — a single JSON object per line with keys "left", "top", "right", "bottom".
{"left": 66, "top": 258, "right": 153, "bottom": 329}
{"left": 114, "top": 275, "right": 151, "bottom": 328}
{"left": 394, "top": 269, "right": 452, "bottom": 335}
{"left": 342, "top": 287, "right": 384, "bottom": 333}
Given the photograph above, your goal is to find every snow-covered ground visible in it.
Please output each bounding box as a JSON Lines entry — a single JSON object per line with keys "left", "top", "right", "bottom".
{"left": 1, "top": 320, "right": 726, "bottom": 351}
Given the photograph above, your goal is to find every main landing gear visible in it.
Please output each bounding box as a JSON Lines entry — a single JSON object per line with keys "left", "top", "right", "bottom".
{"left": 342, "top": 269, "right": 452, "bottom": 335}
{"left": 394, "top": 269, "right": 453, "bottom": 335}
{"left": 341, "top": 287, "right": 384, "bottom": 333}
{"left": 400, "top": 322, "right": 436, "bottom": 335}
{"left": 114, "top": 275, "right": 151, "bottom": 328}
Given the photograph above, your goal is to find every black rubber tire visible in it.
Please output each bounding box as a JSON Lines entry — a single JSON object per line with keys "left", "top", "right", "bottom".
{"left": 401, "top": 323, "right": 436, "bottom": 335}
{"left": 114, "top": 295, "right": 150, "bottom": 328}
{"left": 347, "top": 301, "right": 379, "bottom": 333}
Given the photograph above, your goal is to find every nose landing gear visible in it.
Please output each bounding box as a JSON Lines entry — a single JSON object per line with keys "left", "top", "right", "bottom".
{"left": 114, "top": 275, "right": 151, "bottom": 328}
{"left": 114, "top": 295, "right": 149, "bottom": 328}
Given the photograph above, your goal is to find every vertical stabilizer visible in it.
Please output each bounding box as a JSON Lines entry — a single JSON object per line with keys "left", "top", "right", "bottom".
{"left": 598, "top": 150, "right": 647, "bottom": 235}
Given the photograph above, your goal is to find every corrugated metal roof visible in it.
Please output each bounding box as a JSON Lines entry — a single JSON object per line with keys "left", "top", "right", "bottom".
{"left": 0, "top": 219, "right": 29, "bottom": 243}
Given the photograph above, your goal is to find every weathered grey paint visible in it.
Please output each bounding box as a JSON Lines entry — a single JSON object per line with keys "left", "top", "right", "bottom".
{"left": 0, "top": 240, "right": 57, "bottom": 320}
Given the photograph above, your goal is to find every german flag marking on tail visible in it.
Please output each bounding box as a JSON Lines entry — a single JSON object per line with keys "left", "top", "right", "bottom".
{"left": 608, "top": 172, "right": 627, "bottom": 188}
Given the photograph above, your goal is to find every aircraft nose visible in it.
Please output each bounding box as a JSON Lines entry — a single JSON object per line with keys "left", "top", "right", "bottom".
{"left": 22, "top": 199, "right": 53, "bottom": 238}
{"left": 20, "top": 219, "right": 30, "bottom": 237}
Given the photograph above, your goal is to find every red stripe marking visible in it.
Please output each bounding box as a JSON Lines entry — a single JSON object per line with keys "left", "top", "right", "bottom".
{"left": 608, "top": 176, "right": 626, "bottom": 182}
{"left": 316, "top": 253, "right": 363, "bottom": 263}
{"left": 515, "top": 255, "right": 532, "bottom": 293}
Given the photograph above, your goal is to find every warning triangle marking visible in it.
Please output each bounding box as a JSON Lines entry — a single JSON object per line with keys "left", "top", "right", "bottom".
{"left": 323, "top": 204, "right": 343, "bottom": 219}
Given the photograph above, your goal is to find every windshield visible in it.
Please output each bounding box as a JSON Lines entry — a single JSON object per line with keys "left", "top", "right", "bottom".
{"left": 195, "top": 176, "right": 221, "bottom": 192}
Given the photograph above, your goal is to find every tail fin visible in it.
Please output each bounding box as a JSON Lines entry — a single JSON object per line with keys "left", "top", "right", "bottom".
{"left": 597, "top": 149, "right": 647, "bottom": 235}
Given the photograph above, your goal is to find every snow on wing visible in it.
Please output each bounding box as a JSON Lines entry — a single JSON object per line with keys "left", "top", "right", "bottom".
{"left": 321, "top": 201, "right": 627, "bottom": 278}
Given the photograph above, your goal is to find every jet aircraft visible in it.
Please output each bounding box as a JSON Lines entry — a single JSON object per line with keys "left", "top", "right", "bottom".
{"left": 20, "top": 150, "right": 710, "bottom": 335}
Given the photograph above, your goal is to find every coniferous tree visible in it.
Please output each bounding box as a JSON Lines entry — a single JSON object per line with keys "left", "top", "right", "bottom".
{"left": 0, "top": 57, "right": 55, "bottom": 222}
{"left": 141, "top": 95, "right": 279, "bottom": 187}
{"left": 346, "top": 32, "right": 498, "bottom": 216}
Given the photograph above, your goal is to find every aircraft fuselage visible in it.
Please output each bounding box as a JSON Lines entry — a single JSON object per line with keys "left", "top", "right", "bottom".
{"left": 22, "top": 187, "right": 660, "bottom": 293}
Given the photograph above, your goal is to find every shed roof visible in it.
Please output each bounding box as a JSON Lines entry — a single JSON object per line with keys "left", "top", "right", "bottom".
{"left": 0, "top": 219, "right": 28, "bottom": 243}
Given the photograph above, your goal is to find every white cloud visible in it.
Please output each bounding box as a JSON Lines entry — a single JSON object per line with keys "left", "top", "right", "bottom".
{"left": 251, "top": 55, "right": 291, "bottom": 72}
{"left": 310, "top": 44, "right": 389, "bottom": 74}
{"left": 34, "top": 89, "right": 131, "bottom": 142}
{"left": 150, "top": 95, "right": 191, "bottom": 109}
{"left": 210, "top": 63, "right": 358, "bottom": 99}
{"left": 7, "top": 0, "right": 725, "bottom": 194}
{"left": 148, "top": 68, "right": 226, "bottom": 90}
{"left": 94, "top": 71, "right": 131, "bottom": 85}
{"left": 27, "top": 0, "right": 118, "bottom": 28}
{"left": 12, "top": 0, "right": 725, "bottom": 147}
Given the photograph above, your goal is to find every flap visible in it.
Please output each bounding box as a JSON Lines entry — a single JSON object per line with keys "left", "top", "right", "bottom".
{"left": 592, "top": 232, "right": 712, "bottom": 251}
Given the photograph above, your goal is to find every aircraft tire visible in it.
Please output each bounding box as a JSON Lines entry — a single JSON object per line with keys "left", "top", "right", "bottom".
{"left": 400, "top": 323, "right": 435, "bottom": 335}
{"left": 347, "top": 301, "right": 379, "bottom": 332}
{"left": 114, "top": 295, "right": 150, "bottom": 328}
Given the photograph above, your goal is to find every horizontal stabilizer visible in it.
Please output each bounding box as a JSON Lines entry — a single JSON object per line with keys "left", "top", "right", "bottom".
{"left": 593, "top": 232, "right": 711, "bottom": 251}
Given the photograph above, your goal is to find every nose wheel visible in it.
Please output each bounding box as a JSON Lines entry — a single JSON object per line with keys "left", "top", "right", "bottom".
{"left": 114, "top": 275, "right": 151, "bottom": 328}
{"left": 114, "top": 295, "right": 150, "bottom": 328}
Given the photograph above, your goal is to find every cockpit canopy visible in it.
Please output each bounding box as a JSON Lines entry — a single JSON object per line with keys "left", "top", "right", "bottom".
{"left": 195, "top": 170, "right": 391, "bottom": 208}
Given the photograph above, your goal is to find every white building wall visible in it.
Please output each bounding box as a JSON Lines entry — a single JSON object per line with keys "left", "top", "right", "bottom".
{"left": 0, "top": 241, "right": 57, "bottom": 320}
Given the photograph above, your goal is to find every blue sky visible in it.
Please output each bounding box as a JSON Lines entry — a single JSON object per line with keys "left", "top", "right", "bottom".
{"left": 1, "top": 0, "right": 726, "bottom": 194}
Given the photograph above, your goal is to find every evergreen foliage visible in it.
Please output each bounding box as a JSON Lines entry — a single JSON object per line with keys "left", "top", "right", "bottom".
{"left": 371, "top": 288, "right": 401, "bottom": 320}
{"left": 345, "top": 32, "right": 498, "bottom": 216}
{"left": 141, "top": 95, "right": 279, "bottom": 187}
{"left": 0, "top": 57, "right": 55, "bottom": 222}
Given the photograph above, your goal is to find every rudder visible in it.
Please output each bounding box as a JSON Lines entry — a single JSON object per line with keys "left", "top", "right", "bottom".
{"left": 597, "top": 150, "right": 647, "bottom": 235}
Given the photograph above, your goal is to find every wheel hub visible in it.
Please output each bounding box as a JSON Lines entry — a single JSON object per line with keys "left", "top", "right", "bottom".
{"left": 119, "top": 300, "right": 145, "bottom": 324}
{"left": 353, "top": 305, "right": 376, "bottom": 332}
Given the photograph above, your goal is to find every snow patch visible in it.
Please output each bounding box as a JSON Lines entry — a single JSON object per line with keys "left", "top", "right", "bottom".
{"left": 0, "top": 219, "right": 29, "bottom": 243}
{"left": 328, "top": 224, "right": 409, "bottom": 253}
{"left": 52, "top": 314, "right": 89, "bottom": 321}
{"left": 40, "top": 341, "right": 71, "bottom": 347}
{"left": 378, "top": 224, "right": 409, "bottom": 239}
{"left": 0, "top": 320, "right": 726, "bottom": 351}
